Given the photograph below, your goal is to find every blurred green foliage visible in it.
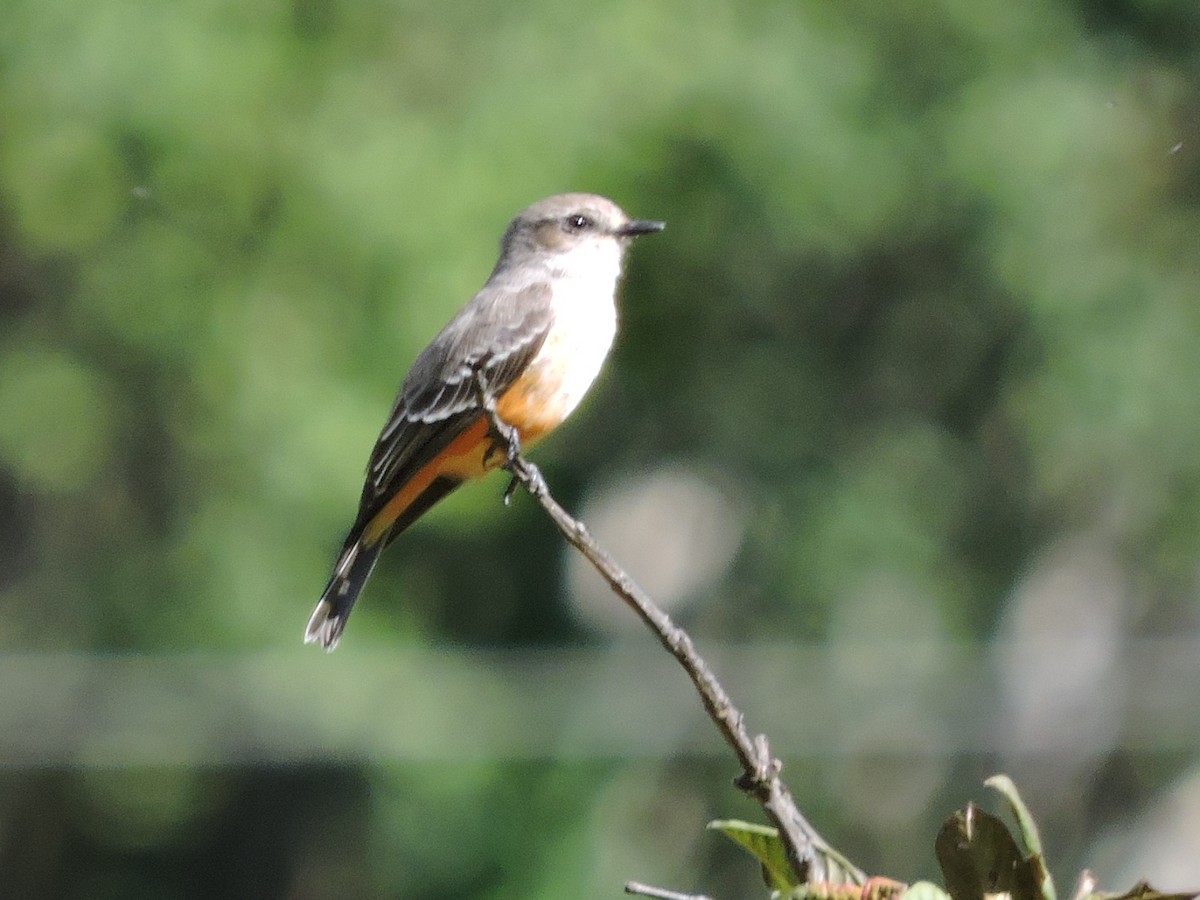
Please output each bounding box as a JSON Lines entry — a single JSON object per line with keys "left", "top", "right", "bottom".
{"left": 1, "top": 0, "right": 1199, "bottom": 896}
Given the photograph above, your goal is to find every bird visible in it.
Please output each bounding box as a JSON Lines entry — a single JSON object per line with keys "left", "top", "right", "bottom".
{"left": 306, "top": 192, "right": 664, "bottom": 650}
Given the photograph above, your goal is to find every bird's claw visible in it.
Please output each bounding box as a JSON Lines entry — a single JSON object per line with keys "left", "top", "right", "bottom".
{"left": 502, "top": 474, "right": 520, "bottom": 506}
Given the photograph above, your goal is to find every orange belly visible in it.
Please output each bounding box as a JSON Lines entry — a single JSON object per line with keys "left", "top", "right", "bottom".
{"left": 493, "top": 360, "right": 574, "bottom": 444}
{"left": 360, "top": 368, "right": 570, "bottom": 545}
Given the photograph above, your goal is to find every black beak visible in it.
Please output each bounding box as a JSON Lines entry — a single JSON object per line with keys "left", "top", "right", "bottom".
{"left": 618, "top": 219, "right": 666, "bottom": 237}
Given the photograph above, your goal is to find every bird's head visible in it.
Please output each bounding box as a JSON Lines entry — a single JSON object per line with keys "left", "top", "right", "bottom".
{"left": 497, "top": 193, "right": 664, "bottom": 276}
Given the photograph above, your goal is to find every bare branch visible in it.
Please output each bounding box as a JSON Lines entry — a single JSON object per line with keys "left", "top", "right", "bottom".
{"left": 625, "top": 880, "right": 715, "bottom": 900}
{"left": 474, "top": 370, "right": 864, "bottom": 885}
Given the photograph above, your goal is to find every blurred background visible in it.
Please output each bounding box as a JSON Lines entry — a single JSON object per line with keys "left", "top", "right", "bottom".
{"left": 2, "top": 0, "right": 1200, "bottom": 897}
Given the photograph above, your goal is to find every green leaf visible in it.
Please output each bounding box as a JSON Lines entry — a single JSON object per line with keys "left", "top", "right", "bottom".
{"left": 985, "top": 775, "right": 1055, "bottom": 900}
{"left": 984, "top": 777, "right": 1043, "bottom": 859}
{"left": 708, "top": 819, "right": 799, "bottom": 892}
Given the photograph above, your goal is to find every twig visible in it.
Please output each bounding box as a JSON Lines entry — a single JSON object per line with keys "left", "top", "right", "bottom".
{"left": 625, "top": 880, "right": 714, "bottom": 900}
{"left": 474, "top": 371, "right": 864, "bottom": 885}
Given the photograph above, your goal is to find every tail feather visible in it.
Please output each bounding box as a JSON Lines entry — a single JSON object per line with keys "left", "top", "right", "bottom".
{"left": 304, "top": 540, "right": 384, "bottom": 651}
{"left": 309, "top": 477, "right": 465, "bottom": 651}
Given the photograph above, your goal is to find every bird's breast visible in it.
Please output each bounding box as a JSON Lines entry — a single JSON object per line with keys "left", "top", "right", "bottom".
{"left": 495, "top": 273, "right": 618, "bottom": 441}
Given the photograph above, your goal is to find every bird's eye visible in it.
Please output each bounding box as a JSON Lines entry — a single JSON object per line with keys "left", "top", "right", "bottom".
{"left": 564, "top": 214, "right": 593, "bottom": 232}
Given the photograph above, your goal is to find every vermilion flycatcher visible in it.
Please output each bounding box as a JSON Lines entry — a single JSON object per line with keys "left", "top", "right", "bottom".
{"left": 306, "top": 193, "right": 664, "bottom": 650}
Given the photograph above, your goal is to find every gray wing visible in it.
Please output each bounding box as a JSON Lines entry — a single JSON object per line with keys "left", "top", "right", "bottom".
{"left": 354, "top": 280, "right": 555, "bottom": 516}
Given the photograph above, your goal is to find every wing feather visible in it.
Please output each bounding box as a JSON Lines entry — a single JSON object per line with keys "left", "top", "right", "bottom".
{"left": 348, "top": 280, "right": 554, "bottom": 533}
